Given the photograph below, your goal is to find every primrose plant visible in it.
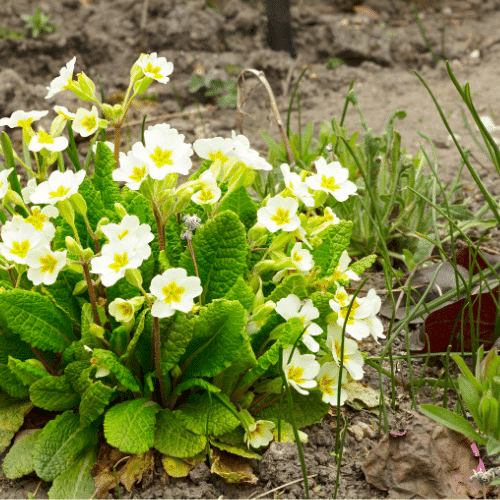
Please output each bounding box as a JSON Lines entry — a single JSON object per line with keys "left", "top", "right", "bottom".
{"left": 0, "top": 53, "right": 384, "bottom": 490}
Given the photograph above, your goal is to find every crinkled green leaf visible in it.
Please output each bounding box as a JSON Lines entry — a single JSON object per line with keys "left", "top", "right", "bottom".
{"left": 121, "top": 308, "right": 150, "bottom": 363}
{"left": 40, "top": 274, "right": 82, "bottom": 327}
{"left": 79, "top": 381, "right": 116, "bottom": 427}
{"left": 161, "top": 313, "right": 193, "bottom": 373}
{"left": 179, "top": 210, "right": 249, "bottom": 304}
{"left": 154, "top": 409, "right": 207, "bottom": 458}
{"left": 77, "top": 176, "right": 110, "bottom": 231}
{"left": 210, "top": 440, "right": 262, "bottom": 459}
{"left": 92, "top": 141, "right": 121, "bottom": 211}
{"left": 171, "top": 378, "right": 220, "bottom": 398}
{"left": 92, "top": 349, "right": 140, "bottom": 392}
{"left": 268, "top": 274, "right": 307, "bottom": 303}
{"left": 33, "top": 410, "right": 97, "bottom": 482}
{"left": 223, "top": 276, "right": 254, "bottom": 311}
{"left": 104, "top": 398, "right": 160, "bottom": 454}
{"left": 0, "top": 289, "right": 74, "bottom": 353}
{"left": 65, "top": 360, "right": 92, "bottom": 395}
{"left": 2, "top": 429, "right": 41, "bottom": 479}
{"left": 48, "top": 446, "right": 97, "bottom": 500}
{"left": 8, "top": 356, "right": 49, "bottom": 386}
{"left": 0, "top": 394, "right": 32, "bottom": 454}
{"left": 179, "top": 392, "right": 240, "bottom": 436}
{"left": 310, "top": 290, "right": 336, "bottom": 329}
{"left": 80, "top": 302, "right": 108, "bottom": 348}
{"left": 180, "top": 299, "right": 246, "bottom": 379}
{"left": 348, "top": 253, "right": 377, "bottom": 276}
{"left": 249, "top": 312, "right": 285, "bottom": 354}
{"left": 29, "top": 375, "right": 80, "bottom": 411}
{"left": 109, "top": 325, "right": 128, "bottom": 357}
{"left": 313, "top": 220, "right": 353, "bottom": 277}
{"left": 0, "top": 335, "right": 32, "bottom": 365}
{"left": 218, "top": 186, "right": 257, "bottom": 230}
{"left": 165, "top": 217, "right": 184, "bottom": 268}
{"left": 0, "top": 364, "right": 29, "bottom": 398}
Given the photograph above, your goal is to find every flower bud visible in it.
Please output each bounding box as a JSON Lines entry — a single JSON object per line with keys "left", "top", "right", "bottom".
{"left": 82, "top": 248, "right": 94, "bottom": 261}
{"left": 114, "top": 203, "right": 128, "bottom": 219}
{"left": 95, "top": 217, "right": 110, "bottom": 238}
{"left": 125, "top": 268, "right": 143, "bottom": 288}
{"left": 4, "top": 189, "right": 25, "bottom": 209}
{"left": 70, "top": 192, "right": 87, "bottom": 216}
{"left": 130, "top": 59, "right": 144, "bottom": 84}
{"left": 57, "top": 199, "right": 75, "bottom": 227}
{"left": 312, "top": 190, "right": 328, "bottom": 208}
{"left": 89, "top": 323, "right": 105, "bottom": 339}
{"left": 248, "top": 223, "right": 267, "bottom": 243}
{"left": 251, "top": 300, "right": 276, "bottom": 323}
{"left": 65, "top": 236, "right": 84, "bottom": 255}
{"left": 72, "top": 279, "right": 88, "bottom": 295}
{"left": 76, "top": 72, "right": 97, "bottom": 101}
{"left": 101, "top": 104, "right": 115, "bottom": 120}
{"left": 133, "top": 77, "right": 153, "bottom": 96}
{"left": 173, "top": 188, "right": 195, "bottom": 212}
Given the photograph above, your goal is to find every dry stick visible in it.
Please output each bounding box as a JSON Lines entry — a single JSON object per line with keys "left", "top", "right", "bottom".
{"left": 249, "top": 474, "right": 318, "bottom": 499}
{"left": 236, "top": 68, "right": 295, "bottom": 165}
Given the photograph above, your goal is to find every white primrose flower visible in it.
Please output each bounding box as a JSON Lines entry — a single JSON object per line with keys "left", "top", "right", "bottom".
{"left": 191, "top": 171, "right": 221, "bottom": 205}
{"left": 30, "top": 169, "right": 86, "bottom": 205}
{"left": 100, "top": 215, "right": 154, "bottom": 261}
{"left": 0, "top": 220, "right": 44, "bottom": 264}
{"left": 22, "top": 206, "right": 58, "bottom": 242}
{"left": 21, "top": 179, "right": 38, "bottom": 204}
{"left": 361, "top": 288, "right": 385, "bottom": 343}
{"left": 54, "top": 105, "right": 76, "bottom": 121}
{"left": 244, "top": 420, "right": 275, "bottom": 449}
{"left": 317, "top": 361, "right": 348, "bottom": 406}
{"left": 331, "top": 250, "right": 360, "bottom": 283}
{"left": 29, "top": 130, "right": 68, "bottom": 153}
{"left": 108, "top": 298, "right": 135, "bottom": 323}
{"left": 25, "top": 246, "right": 67, "bottom": 286}
{"left": 46, "top": 56, "right": 77, "bottom": 99}
{"left": 137, "top": 52, "right": 174, "bottom": 84}
{"left": 231, "top": 131, "right": 272, "bottom": 171}
{"left": 72, "top": 106, "right": 100, "bottom": 137}
{"left": 280, "top": 164, "right": 314, "bottom": 207}
{"left": 0, "top": 110, "right": 49, "bottom": 129}
{"left": 290, "top": 242, "right": 314, "bottom": 272}
{"left": 282, "top": 346, "right": 320, "bottom": 395}
{"left": 150, "top": 268, "right": 202, "bottom": 318}
{"left": 257, "top": 195, "right": 301, "bottom": 233}
{"left": 113, "top": 150, "right": 149, "bottom": 190}
{"left": 132, "top": 124, "right": 193, "bottom": 179}
{"left": 0, "top": 168, "right": 14, "bottom": 199}
{"left": 90, "top": 235, "right": 144, "bottom": 287}
{"left": 326, "top": 324, "right": 365, "bottom": 380}
{"left": 323, "top": 207, "right": 340, "bottom": 226}
{"left": 306, "top": 157, "right": 357, "bottom": 202}
{"left": 193, "top": 137, "right": 236, "bottom": 167}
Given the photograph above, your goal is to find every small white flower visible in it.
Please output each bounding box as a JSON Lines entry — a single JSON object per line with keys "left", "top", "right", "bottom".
{"left": 21, "top": 178, "right": 38, "bottom": 204}
{"left": 90, "top": 236, "right": 144, "bottom": 287}
{"left": 137, "top": 52, "right": 174, "bottom": 84}
{"left": 0, "top": 168, "right": 14, "bottom": 199}
{"left": 30, "top": 170, "right": 86, "bottom": 205}
{"left": 362, "top": 289, "right": 385, "bottom": 343}
{"left": 290, "top": 242, "right": 314, "bottom": 272}
{"left": 257, "top": 195, "right": 301, "bottom": 233}
{"left": 302, "top": 322, "right": 323, "bottom": 353}
{"left": 54, "top": 105, "right": 76, "bottom": 121}
{"left": 150, "top": 268, "right": 202, "bottom": 318}
{"left": 275, "top": 295, "right": 319, "bottom": 323}
{"left": 0, "top": 220, "right": 44, "bottom": 264}
{"left": 280, "top": 164, "right": 314, "bottom": 207}
{"left": 323, "top": 207, "right": 340, "bottom": 225}
{"left": 132, "top": 125, "right": 193, "bottom": 179}
{"left": 317, "top": 361, "right": 348, "bottom": 406}
{"left": 46, "top": 57, "right": 76, "bottom": 99}
{"left": 108, "top": 298, "right": 135, "bottom": 323}
{"left": 23, "top": 206, "right": 58, "bottom": 241}
{"left": 193, "top": 137, "right": 236, "bottom": 166}
{"left": 330, "top": 250, "right": 360, "bottom": 283}
{"left": 244, "top": 420, "right": 275, "bottom": 449}
{"left": 282, "top": 346, "right": 320, "bottom": 395}
{"left": 113, "top": 150, "right": 149, "bottom": 190}
{"left": 72, "top": 106, "right": 99, "bottom": 137}
{"left": 306, "top": 157, "right": 357, "bottom": 202}
{"left": 0, "top": 110, "right": 49, "bottom": 129}
{"left": 326, "top": 324, "right": 365, "bottom": 380}
{"left": 191, "top": 171, "right": 221, "bottom": 205}
{"left": 231, "top": 131, "right": 272, "bottom": 171}
{"left": 25, "top": 246, "right": 67, "bottom": 285}
{"left": 29, "top": 130, "right": 68, "bottom": 153}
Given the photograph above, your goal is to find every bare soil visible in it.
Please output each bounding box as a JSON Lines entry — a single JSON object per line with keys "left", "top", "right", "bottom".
{"left": 1, "top": 0, "right": 500, "bottom": 498}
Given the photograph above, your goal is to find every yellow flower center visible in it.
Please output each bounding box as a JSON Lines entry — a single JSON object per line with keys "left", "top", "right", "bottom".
{"left": 82, "top": 115, "right": 97, "bottom": 132}
{"left": 129, "top": 165, "right": 147, "bottom": 182}
{"left": 11, "top": 240, "right": 31, "bottom": 259}
{"left": 332, "top": 266, "right": 348, "bottom": 281}
{"left": 336, "top": 291, "right": 348, "bottom": 304}
{"left": 318, "top": 374, "right": 335, "bottom": 396}
{"left": 334, "top": 340, "right": 351, "bottom": 361}
{"left": 321, "top": 175, "right": 340, "bottom": 192}
{"left": 38, "top": 130, "right": 54, "bottom": 144}
{"left": 270, "top": 208, "right": 290, "bottom": 226}
{"left": 49, "top": 185, "right": 71, "bottom": 199}
{"left": 288, "top": 365, "right": 305, "bottom": 384}
{"left": 39, "top": 253, "right": 58, "bottom": 274}
{"left": 198, "top": 189, "right": 214, "bottom": 203}
{"left": 117, "top": 229, "right": 129, "bottom": 240}
{"left": 324, "top": 210, "right": 334, "bottom": 222}
{"left": 144, "top": 62, "right": 162, "bottom": 78}
{"left": 109, "top": 252, "right": 129, "bottom": 272}
{"left": 26, "top": 208, "right": 47, "bottom": 231}
{"left": 162, "top": 281, "right": 185, "bottom": 304}
{"left": 118, "top": 303, "right": 134, "bottom": 317}
{"left": 293, "top": 251, "right": 302, "bottom": 262}
{"left": 18, "top": 118, "right": 33, "bottom": 129}
{"left": 208, "top": 150, "right": 230, "bottom": 165}
{"left": 150, "top": 147, "right": 173, "bottom": 168}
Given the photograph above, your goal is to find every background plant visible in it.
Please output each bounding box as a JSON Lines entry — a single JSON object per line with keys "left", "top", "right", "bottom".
{"left": 21, "top": 7, "right": 57, "bottom": 38}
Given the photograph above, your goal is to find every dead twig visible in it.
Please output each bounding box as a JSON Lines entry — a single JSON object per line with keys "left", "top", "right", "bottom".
{"left": 248, "top": 474, "right": 318, "bottom": 499}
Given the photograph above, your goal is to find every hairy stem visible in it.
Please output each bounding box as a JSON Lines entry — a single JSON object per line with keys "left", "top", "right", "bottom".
{"left": 153, "top": 317, "right": 167, "bottom": 408}
{"left": 82, "top": 262, "right": 101, "bottom": 326}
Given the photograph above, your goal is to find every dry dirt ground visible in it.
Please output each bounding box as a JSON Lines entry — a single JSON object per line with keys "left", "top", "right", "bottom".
{"left": 1, "top": 0, "right": 500, "bottom": 498}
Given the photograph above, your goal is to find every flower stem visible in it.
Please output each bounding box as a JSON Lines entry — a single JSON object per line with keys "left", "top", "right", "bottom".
{"left": 7, "top": 268, "right": 16, "bottom": 288}
{"left": 153, "top": 317, "right": 167, "bottom": 408}
{"left": 82, "top": 262, "right": 101, "bottom": 326}
{"left": 152, "top": 205, "right": 166, "bottom": 251}
{"left": 113, "top": 125, "right": 121, "bottom": 167}
{"left": 28, "top": 343, "right": 57, "bottom": 375}
{"left": 187, "top": 238, "right": 199, "bottom": 278}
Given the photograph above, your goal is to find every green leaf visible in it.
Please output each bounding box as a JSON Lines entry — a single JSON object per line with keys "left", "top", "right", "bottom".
{"left": 210, "top": 439, "right": 262, "bottom": 459}
{"left": 79, "top": 381, "right": 116, "bottom": 427}
{"left": 40, "top": 274, "right": 82, "bottom": 327}
{"left": 7, "top": 357, "right": 49, "bottom": 386}
{"left": 0, "top": 289, "right": 74, "bottom": 352}
{"left": 104, "top": 398, "right": 160, "bottom": 454}
{"left": 256, "top": 389, "right": 329, "bottom": 429}
{"left": 120, "top": 308, "right": 150, "bottom": 363}
{"left": 0, "top": 335, "right": 32, "bottom": 365}
{"left": 179, "top": 392, "right": 240, "bottom": 436}
{"left": 0, "top": 394, "right": 32, "bottom": 454}
{"left": 171, "top": 378, "right": 221, "bottom": 398}
{"left": 458, "top": 375, "right": 482, "bottom": 428}
{"left": 65, "top": 361, "right": 93, "bottom": 395}
{"left": 419, "top": 404, "right": 487, "bottom": 445}
{"left": 92, "top": 349, "right": 140, "bottom": 392}
{"left": 0, "top": 364, "right": 29, "bottom": 398}
{"left": 179, "top": 210, "right": 249, "bottom": 304}
{"left": 33, "top": 410, "right": 98, "bottom": 482}
{"left": 92, "top": 141, "right": 121, "bottom": 211}
{"left": 2, "top": 429, "right": 41, "bottom": 479}
{"left": 348, "top": 254, "right": 377, "bottom": 276}
{"left": 223, "top": 276, "right": 254, "bottom": 310}
{"left": 313, "top": 221, "right": 353, "bottom": 277}
{"left": 268, "top": 275, "right": 307, "bottom": 303}
{"left": 154, "top": 409, "right": 207, "bottom": 458}
{"left": 165, "top": 217, "right": 184, "bottom": 268}
{"left": 109, "top": 325, "right": 128, "bottom": 357}
{"left": 180, "top": 299, "right": 246, "bottom": 379}
{"left": 48, "top": 446, "right": 97, "bottom": 500}
{"left": 29, "top": 375, "right": 80, "bottom": 411}
{"left": 218, "top": 186, "right": 257, "bottom": 230}
{"left": 161, "top": 313, "right": 193, "bottom": 373}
